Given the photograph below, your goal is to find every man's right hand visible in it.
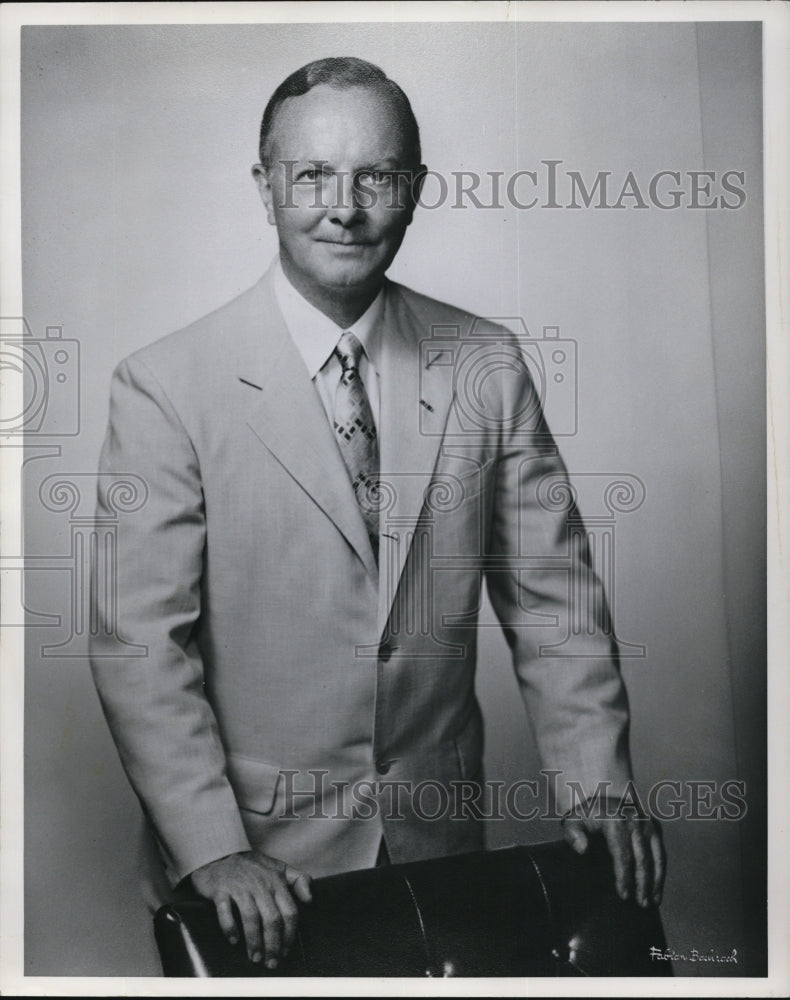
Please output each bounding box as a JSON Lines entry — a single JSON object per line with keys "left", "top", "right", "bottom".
{"left": 188, "top": 850, "right": 312, "bottom": 969}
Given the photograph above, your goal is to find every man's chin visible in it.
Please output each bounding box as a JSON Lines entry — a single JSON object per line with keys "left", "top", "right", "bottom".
{"left": 315, "top": 263, "right": 386, "bottom": 293}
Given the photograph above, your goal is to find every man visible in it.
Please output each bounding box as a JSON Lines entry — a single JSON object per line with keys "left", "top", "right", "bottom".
{"left": 90, "top": 57, "right": 664, "bottom": 971}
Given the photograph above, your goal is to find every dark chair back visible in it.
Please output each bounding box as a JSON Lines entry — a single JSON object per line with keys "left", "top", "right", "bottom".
{"left": 154, "top": 839, "right": 672, "bottom": 977}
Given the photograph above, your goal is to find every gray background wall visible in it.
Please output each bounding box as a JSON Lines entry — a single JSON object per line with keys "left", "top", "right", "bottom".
{"left": 20, "top": 21, "right": 765, "bottom": 976}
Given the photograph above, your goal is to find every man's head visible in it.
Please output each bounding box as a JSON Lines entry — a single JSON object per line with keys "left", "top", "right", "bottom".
{"left": 252, "top": 57, "right": 425, "bottom": 314}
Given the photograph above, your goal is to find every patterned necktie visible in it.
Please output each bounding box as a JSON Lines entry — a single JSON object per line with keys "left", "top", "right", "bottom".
{"left": 333, "top": 330, "right": 380, "bottom": 561}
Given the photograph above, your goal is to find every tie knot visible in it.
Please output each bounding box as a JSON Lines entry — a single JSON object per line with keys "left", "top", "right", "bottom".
{"left": 335, "top": 330, "right": 364, "bottom": 373}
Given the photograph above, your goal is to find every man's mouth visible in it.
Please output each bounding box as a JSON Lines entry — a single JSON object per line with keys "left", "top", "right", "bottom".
{"left": 317, "top": 238, "right": 371, "bottom": 246}
{"left": 319, "top": 240, "right": 370, "bottom": 251}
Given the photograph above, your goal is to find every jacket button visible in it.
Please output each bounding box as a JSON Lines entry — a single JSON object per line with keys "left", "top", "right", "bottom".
{"left": 378, "top": 643, "right": 392, "bottom": 663}
{"left": 376, "top": 759, "right": 392, "bottom": 775}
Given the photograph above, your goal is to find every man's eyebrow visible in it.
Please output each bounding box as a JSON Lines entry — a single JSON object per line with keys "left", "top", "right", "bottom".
{"left": 289, "top": 158, "right": 405, "bottom": 171}
{"left": 358, "top": 160, "right": 403, "bottom": 171}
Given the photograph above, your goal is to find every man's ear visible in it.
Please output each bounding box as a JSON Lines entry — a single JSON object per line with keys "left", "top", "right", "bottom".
{"left": 407, "top": 165, "right": 428, "bottom": 225}
{"left": 251, "top": 164, "right": 277, "bottom": 226}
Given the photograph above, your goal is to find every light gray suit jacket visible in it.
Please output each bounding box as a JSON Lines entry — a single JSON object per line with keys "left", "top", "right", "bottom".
{"left": 90, "top": 263, "right": 632, "bottom": 886}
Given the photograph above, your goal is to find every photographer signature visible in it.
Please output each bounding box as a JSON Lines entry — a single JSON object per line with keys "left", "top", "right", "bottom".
{"left": 650, "top": 946, "right": 738, "bottom": 965}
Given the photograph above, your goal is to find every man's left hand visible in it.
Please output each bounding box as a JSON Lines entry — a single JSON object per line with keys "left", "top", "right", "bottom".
{"left": 562, "top": 798, "right": 665, "bottom": 908}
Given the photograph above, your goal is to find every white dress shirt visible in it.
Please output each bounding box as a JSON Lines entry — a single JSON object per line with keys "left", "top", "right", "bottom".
{"left": 273, "top": 259, "right": 384, "bottom": 432}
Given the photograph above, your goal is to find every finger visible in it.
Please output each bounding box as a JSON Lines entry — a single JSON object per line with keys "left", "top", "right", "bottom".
{"left": 257, "top": 892, "right": 284, "bottom": 970}
{"left": 562, "top": 819, "right": 589, "bottom": 855}
{"left": 235, "top": 894, "right": 264, "bottom": 964}
{"left": 630, "top": 823, "right": 653, "bottom": 908}
{"left": 603, "top": 822, "right": 634, "bottom": 901}
{"left": 286, "top": 867, "right": 313, "bottom": 902}
{"left": 274, "top": 885, "right": 300, "bottom": 953}
{"left": 649, "top": 827, "right": 666, "bottom": 905}
{"left": 214, "top": 895, "right": 239, "bottom": 946}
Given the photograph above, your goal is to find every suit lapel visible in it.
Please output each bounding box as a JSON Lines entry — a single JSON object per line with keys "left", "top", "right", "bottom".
{"left": 377, "top": 285, "right": 455, "bottom": 634}
{"left": 240, "top": 268, "right": 378, "bottom": 581}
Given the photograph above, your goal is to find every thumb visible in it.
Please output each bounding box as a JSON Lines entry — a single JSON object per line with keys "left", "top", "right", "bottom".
{"left": 563, "top": 820, "right": 590, "bottom": 855}
{"left": 286, "top": 867, "right": 313, "bottom": 903}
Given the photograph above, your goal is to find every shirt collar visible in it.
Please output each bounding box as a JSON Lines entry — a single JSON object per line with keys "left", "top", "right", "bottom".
{"left": 273, "top": 258, "right": 385, "bottom": 379}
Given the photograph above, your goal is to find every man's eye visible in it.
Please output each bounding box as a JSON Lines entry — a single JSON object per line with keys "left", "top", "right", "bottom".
{"left": 296, "top": 168, "right": 328, "bottom": 183}
{"left": 357, "top": 171, "right": 392, "bottom": 186}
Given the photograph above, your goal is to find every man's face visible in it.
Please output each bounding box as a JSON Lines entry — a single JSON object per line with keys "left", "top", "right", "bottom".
{"left": 254, "top": 83, "right": 421, "bottom": 300}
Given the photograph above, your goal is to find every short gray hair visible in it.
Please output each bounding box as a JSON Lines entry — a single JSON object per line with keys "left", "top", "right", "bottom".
{"left": 259, "top": 56, "right": 422, "bottom": 169}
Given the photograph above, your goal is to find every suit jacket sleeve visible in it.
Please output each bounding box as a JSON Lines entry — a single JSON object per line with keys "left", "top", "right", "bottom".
{"left": 89, "top": 354, "right": 252, "bottom": 884}
{"left": 484, "top": 338, "right": 633, "bottom": 813}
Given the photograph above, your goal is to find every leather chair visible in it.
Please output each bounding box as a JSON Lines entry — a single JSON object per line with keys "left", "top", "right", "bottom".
{"left": 154, "top": 839, "right": 672, "bottom": 977}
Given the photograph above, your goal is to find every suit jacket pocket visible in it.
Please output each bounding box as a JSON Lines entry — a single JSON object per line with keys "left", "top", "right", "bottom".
{"left": 226, "top": 753, "right": 282, "bottom": 816}
{"left": 454, "top": 706, "right": 485, "bottom": 781}
{"left": 442, "top": 457, "right": 496, "bottom": 503}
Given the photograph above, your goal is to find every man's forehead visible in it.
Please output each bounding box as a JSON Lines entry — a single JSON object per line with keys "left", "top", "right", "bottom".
{"left": 267, "top": 83, "right": 410, "bottom": 164}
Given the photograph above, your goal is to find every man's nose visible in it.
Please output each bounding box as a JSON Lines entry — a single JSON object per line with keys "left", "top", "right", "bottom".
{"left": 326, "top": 172, "right": 363, "bottom": 225}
